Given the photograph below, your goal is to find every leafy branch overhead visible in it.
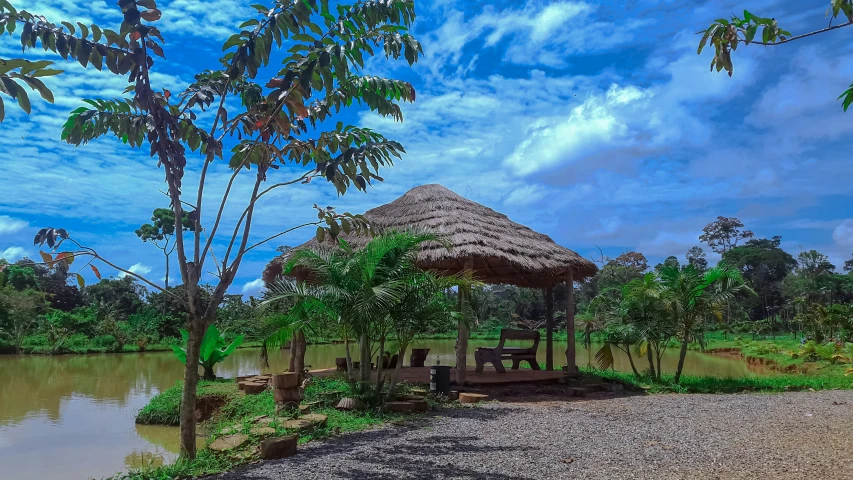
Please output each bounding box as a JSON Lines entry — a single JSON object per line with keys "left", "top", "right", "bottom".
{"left": 698, "top": 2, "right": 853, "bottom": 111}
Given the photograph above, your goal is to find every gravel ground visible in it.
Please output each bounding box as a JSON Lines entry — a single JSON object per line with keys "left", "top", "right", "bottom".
{"left": 216, "top": 391, "right": 853, "bottom": 479}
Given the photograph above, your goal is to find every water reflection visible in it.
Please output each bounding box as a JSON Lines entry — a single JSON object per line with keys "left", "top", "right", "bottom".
{"left": 0, "top": 340, "right": 768, "bottom": 479}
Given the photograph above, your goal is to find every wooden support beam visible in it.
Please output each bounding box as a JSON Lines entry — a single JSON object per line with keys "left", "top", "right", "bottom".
{"left": 455, "top": 257, "right": 473, "bottom": 386}
{"left": 565, "top": 268, "right": 577, "bottom": 374}
{"left": 545, "top": 286, "right": 554, "bottom": 371}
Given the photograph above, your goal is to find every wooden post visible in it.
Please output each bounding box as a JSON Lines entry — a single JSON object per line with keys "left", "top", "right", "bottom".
{"left": 455, "top": 258, "right": 473, "bottom": 385}
{"left": 545, "top": 286, "right": 554, "bottom": 371}
{"left": 565, "top": 269, "right": 576, "bottom": 375}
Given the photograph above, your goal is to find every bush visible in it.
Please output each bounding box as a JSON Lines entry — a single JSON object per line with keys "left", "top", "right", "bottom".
{"left": 93, "top": 334, "right": 119, "bottom": 349}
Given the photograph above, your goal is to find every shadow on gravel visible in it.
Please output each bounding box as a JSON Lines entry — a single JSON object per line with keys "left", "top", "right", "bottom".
{"left": 218, "top": 406, "right": 535, "bottom": 479}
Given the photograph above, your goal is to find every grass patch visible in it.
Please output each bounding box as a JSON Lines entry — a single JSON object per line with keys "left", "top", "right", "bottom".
{"left": 595, "top": 369, "right": 853, "bottom": 394}
{"left": 135, "top": 380, "right": 238, "bottom": 426}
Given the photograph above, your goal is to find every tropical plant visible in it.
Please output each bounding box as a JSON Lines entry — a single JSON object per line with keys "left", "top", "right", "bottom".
{"left": 0, "top": 287, "right": 47, "bottom": 353}
{"left": 172, "top": 324, "right": 244, "bottom": 380}
{"left": 698, "top": 3, "right": 853, "bottom": 111}
{"left": 11, "top": 0, "right": 422, "bottom": 457}
{"left": 263, "top": 231, "right": 459, "bottom": 400}
{"left": 659, "top": 263, "right": 754, "bottom": 383}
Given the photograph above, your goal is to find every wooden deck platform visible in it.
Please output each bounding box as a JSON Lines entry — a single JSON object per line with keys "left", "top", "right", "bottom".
{"left": 309, "top": 366, "right": 565, "bottom": 386}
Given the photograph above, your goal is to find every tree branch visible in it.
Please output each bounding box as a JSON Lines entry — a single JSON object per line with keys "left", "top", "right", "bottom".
{"left": 238, "top": 221, "right": 323, "bottom": 258}
{"left": 750, "top": 20, "right": 853, "bottom": 46}
{"left": 195, "top": 92, "right": 230, "bottom": 266}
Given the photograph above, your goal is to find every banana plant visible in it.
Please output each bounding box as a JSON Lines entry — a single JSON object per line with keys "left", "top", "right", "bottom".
{"left": 172, "top": 325, "right": 244, "bottom": 380}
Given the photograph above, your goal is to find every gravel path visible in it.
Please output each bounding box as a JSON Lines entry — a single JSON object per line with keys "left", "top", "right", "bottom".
{"left": 216, "top": 391, "right": 853, "bottom": 479}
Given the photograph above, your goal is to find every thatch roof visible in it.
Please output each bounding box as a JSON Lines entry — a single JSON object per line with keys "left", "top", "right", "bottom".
{"left": 263, "top": 184, "right": 597, "bottom": 288}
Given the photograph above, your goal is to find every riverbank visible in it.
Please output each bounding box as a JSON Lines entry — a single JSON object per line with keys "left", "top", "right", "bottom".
{"left": 119, "top": 377, "right": 414, "bottom": 479}
{"left": 213, "top": 390, "right": 853, "bottom": 479}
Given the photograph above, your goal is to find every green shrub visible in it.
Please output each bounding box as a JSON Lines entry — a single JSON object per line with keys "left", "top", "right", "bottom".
{"left": 93, "top": 334, "right": 118, "bottom": 349}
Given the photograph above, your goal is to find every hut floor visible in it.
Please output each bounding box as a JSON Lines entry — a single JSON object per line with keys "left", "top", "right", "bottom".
{"left": 308, "top": 366, "right": 566, "bottom": 386}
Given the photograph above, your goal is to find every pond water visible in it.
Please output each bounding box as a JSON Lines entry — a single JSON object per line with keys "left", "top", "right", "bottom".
{"left": 0, "top": 339, "right": 769, "bottom": 480}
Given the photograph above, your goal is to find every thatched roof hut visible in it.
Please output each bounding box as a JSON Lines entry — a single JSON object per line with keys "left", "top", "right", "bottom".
{"left": 263, "top": 184, "right": 596, "bottom": 287}
{"left": 263, "top": 184, "right": 596, "bottom": 381}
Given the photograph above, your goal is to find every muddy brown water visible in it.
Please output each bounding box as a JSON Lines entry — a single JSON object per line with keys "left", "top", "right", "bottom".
{"left": 0, "top": 339, "right": 770, "bottom": 479}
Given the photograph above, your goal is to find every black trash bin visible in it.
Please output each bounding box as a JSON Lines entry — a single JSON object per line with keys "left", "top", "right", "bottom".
{"left": 430, "top": 365, "right": 451, "bottom": 395}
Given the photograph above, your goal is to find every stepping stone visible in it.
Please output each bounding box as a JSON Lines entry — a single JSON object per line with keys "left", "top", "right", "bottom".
{"left": 209, "top": 434, "right": 249, "bottom": 453}
{"left": 410, "top": 388, "right": 428, "bottom": 397}
{"left": 218, "top": 424, "right": 243, "bottom": 435}
{"left": 278, "top": 418, "right": 313, "bottom": 432}
{"left": 299, "top": 401, "right": 321, "bottom": 413}
{"left": 260, "top": 434, "right": 298, "bottom": 460}
{"left": 459, "top": 393, "right": 489, "bottom": 404}
{"left": 299, "top": 413, "right": 328, "bottom": 428}
{"left": 252, "top": 415, "right": 271, "bottom": 424}
{"left": 250, "top": 426, "right": 276, "bottom": 436}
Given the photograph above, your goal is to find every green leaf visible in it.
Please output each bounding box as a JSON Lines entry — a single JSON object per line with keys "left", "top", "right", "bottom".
{"left": 15, "top": 86, "right": 31, "bottom": 114}
{"left": 221, "top": 334, "right": 245, "bottom": 357}
{"left": 200, "top": 324, "right": 220, "bottom": 362}
{"left": 745, "top": 25, "right": 757, "bottom": 44}
{"left": 76, "top": 273, "right": 85, "bottom": 288}
{"left": 170, "top": 345, "right": 187, "bottom": 365}
{"left": 222, "top": 33, "right": 244, "bottom": 51}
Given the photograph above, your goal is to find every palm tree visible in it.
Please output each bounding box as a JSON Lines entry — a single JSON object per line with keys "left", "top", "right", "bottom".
{"left": 263, "top": 230, "right": 450, "bottom": 396}
{"left": 623, "top": 273, "right": 673, "bottom": 380}
{"left": 659, "top": 263, "right": 753, "bottom": 383}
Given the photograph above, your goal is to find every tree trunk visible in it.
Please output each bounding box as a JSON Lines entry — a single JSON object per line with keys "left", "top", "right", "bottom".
{"left": 674, "top": 333, "right": 690, "bottom": 384}
{"left": 375, "top": 336, "right": 385, "bottom": 395}
{"left": 179, "top": 318, "right": 203, "bottom": 458}
{"left": 202, "top": 363, "right": 215, "bottom": 380}
{"left": 164, "top": 252, "right": 170, "bottom": 290}
{"left": 624, "top": 344, "right": 640, "bottom": 377}
{"left": 646, "top": 342, "right": 657, "bottom": 379}
{"left": 288, "top": 329, "right": 306, "bottom": 374}
{"left": 344, "top": 335, "right": 355, "bottom": 387}
{"left": 359, "top": 331, "right": 370, "bottom": 388}
{"left": 385, "top": 345, "right": 406, "bottom": 401}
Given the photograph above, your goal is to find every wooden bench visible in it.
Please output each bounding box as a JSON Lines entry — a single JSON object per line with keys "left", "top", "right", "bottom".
{"left": 474, "top": 329, "right": 541, "bottom": 373}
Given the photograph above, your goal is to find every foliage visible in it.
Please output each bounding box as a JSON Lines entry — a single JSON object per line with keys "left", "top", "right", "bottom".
{"left": 685, "top": 246, "right": 708, "bottom": 272}
{"left": 595, "top": 369, "right": 853, "bottom": 394}
{"left": 263, "top": 231, "right": 461, "bottom": 399}
{"left": 135, "top": 208, "right": 192, "bottom": 289}
{"left": 698, "top": 4, "right": 853, "bottom": 111}
{"left": 84, "top": 277, "right": 145, "bottom": 319}
{"left": 171, "top": 324, "right": 244, "bottom": 380}
{"left": 0, "top": 286, "right": 47, "bottom": 352}
{"left": 699, "top": 216, "right": 754, "bottom": 254}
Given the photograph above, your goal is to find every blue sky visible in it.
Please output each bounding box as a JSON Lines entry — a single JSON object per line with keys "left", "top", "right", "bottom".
{"left": 1, "top": 0, "right": 852, "bottom": 297}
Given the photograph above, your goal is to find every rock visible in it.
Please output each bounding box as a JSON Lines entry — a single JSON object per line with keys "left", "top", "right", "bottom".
{"left": 279, "top": 418, "right": 314, "bottom": 432}
{"left": 386, "top": 401, "right": 416, "bottom": 413}
{"left": 208, "top": 434, "right": 249, "bottom": 453}
{"left": 272, "top": 373, "right": 302, "bottom": 389}
{"left": 410, "top": 388, "right": 428, "bottom": 397}
{"left": 260, "top": 434, "right": 298, "bottom": 460}
{"left": 250, "top": 426, "right": 277, "bottom": 436}
{"left": 236, "top": 375, "right": 256, "bottom": 383}
{"left": 219, "top": 424, "right": 242, "bottom": 435}
{"left": 459, "top": 393, "right": 489, "bottom": 404}
{"left": 336, "top": 397, "right": 365, "bottom": 411}
{"left": 300, "top": 413, "right": 328, "bottom": 428}
{"left": 252, "top": 415, "right": 271, "bottom": 424}
{"left": 239, "top": 382, "right": 267, "bottom": 394}
{"left": 605, "top": 383, "right": 624, "bottom": 393}
{"left": 410, "top": 399, "right": 429, "bottom": 412}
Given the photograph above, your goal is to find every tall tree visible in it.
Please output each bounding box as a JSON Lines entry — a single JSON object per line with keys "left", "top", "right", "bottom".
{"left": 685, "top": 246, "right": 708, "bottom": 272}
{"left": 844, "top": 254, "right": 853, "bottom": 273}
{"left": 699, "top": 216, "right": 754, "bottom": 254}
{"left": 11, "top": 0, "right": 421, "bottom": 458}
{"left": 723, "top": 237, "right": 796, "bottom": 320}
{"left": 698, "top": 3, "right": 853, "bottom": 111}
{"left": 135, "top": 208, "right": 192, "bottom": 289}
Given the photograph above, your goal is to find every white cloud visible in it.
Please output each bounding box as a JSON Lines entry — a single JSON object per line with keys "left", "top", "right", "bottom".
{"left": 0, "top": 216, "right": 28, "bottom": 235}
{"left": 118, "top": 263, "right": 153, "bottom": 278}
{"left": 1, "top": 247, "right": 28, "bottom": 262}
{"left": 242, "top": 278, "right": 265, "bottom": 294}
{"left": 832, "top": 220, "right": 853, "bottom": 249}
